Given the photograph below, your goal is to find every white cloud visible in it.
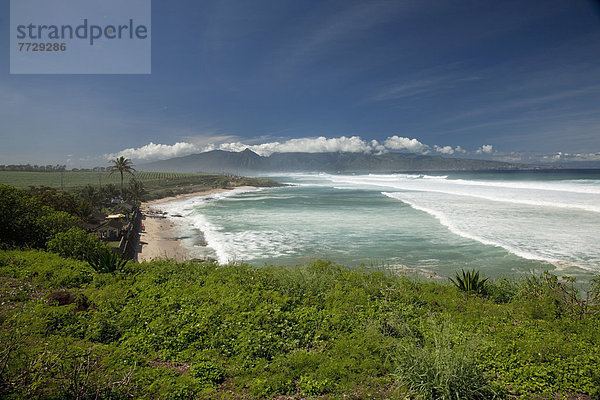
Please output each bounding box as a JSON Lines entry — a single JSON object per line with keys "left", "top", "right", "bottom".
{"left": 108, "top": 141, "right": 201, "bottom": 161}
{"left": 573, "top": 152, "right": 600, "bottom": 161}
{"left": 434, "top": 145, "right": 455, "bottom": 155}
{"left": 383, "top": 136, "right": 428, "bottom": 153}
{"left": 433, "top": 145, "right": 469, "bottom": 155}
{"left": 254, "top": 136, "right": 374, "bottom": 156}
{"left": 370, "top": 139, "right": 387, "bottom": 154}
{"left": 476, "top": 144, "right": 494, "bottom": 154}
{"left": 112, "top": 137, "right": 568, "bottom": 165}
{"left": 107, "top": 136, "right": 380, "bottom": 162}
{"left": 212, "top": 136, "right": 375, "bottom": 156}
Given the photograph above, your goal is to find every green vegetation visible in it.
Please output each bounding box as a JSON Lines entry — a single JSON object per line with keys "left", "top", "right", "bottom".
{"left": 46, "top": 227, "right": 109, "bottom": 261}
{"left": 0, "top": 170, "right": 280, "bottom": 195}
{"left": 0, "top": 184, "right": 80, "bottom": 249}
{"left": 0, "top": 251, "right": 598, "bottom": 399}
{"left": 0, "top": 164, "right": 67, "bottom": 172}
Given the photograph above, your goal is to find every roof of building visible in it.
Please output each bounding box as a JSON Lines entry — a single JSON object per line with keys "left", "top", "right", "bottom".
{"left": 106, "top": 214, "right": 126, "bottom": 219}
{"left": 92, "top": 219, "right": 126, "bottom": 231}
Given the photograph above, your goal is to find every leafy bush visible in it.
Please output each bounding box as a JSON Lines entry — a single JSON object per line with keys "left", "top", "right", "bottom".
{"left": 519, "top": 271, "right": 590, "bottom": 319}
{"left": 394, "top": 322, "right": 501, "bottom": 400}
{"left": 485, "top": 277, "right": 521, "bottom": 303}
{"left": 26, "top": 186, "right": 83, "bottom": 217}
{"left": 0, "top": 250, "right": 93, "bottom": 288}
{"left": 591, "top": 275, "right": 600, "bottom": 304}
{"left": 477, "top": 326, "right": 600, "bottom": 398}
{"left": 190, "top": 360, "right": 224, "bottom": 387}
{"left": 0, "top": 184, "right": 79, "bottom": 248}
{"left": 47, "top": 227, "right": 108, "bottom": 261}
{"left": 298, "top": 374, "right": 332, "bottom": 396}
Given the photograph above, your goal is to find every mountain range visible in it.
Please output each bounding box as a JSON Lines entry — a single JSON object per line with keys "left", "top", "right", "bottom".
{"left": 139, "top": 149, "right": 532, "bottom": 173}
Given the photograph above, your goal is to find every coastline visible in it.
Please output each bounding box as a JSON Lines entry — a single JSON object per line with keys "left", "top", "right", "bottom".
{"left": 143, "top": 185, "right": 256, "bottom": 206}
{"left": 137, "top": 186, "right": 256, "bottom": 262}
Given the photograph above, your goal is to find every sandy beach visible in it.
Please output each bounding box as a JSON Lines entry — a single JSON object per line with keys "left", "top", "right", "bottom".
{"left": 136, "top": 187, "right": 256, "bottom": 262}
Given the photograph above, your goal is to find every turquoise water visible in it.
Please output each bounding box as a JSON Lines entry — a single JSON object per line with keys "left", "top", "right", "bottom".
{"left": 156, "top": 170, "right": 600, "bottom": 279}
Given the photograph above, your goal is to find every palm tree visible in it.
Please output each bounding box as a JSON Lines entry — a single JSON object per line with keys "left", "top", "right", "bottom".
{"left": 108, "top": 156, "right": 136, "bottom": 196}
{"left": 126, "top": 179, "right": 147, "bottom": 205}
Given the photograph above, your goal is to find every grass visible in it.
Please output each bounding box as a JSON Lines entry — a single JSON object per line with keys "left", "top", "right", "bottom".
{"left": 0, "top": 250, "right": 598, "bottom": 399}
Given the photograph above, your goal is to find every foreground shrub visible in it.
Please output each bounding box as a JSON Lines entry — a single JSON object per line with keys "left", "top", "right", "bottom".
{"left": 0, "top": 335, "right": 139, "bottom": 399}
{"left": 47, "top": 227, "right": 108, "bottom": 261}
{"left": 190, "top": 360, "right": 225, "bottom": 387}
{"left": 485, "top": 277, "right": 521, "bottom": 303}
{"left": 0, "top": 250, "right": 93, "bottom": 288}
{"left": 0, "top": 184, "right": 79, "bottom": 248}
{"left": 394, "top": 321, "right": 501, "bottom": 400}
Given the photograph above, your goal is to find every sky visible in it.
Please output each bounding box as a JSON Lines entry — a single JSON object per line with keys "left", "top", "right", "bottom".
{"left": 1, "top": 0, "right": 600, "bottom": 167}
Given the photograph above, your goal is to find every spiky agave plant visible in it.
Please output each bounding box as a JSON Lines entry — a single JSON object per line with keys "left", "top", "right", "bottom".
{"left": 88, "top": 250, "right": 128, "bottom": 274}
{"left": 450, "top": 269, "right": 488, "bottom": 295}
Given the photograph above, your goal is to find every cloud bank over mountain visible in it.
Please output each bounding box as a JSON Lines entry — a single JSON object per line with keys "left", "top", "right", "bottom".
{"left": 107, "top": 135, "right": 600, "bottom": 166}
{"left": 108, "top": 136, "right": 493, "bottom": 162}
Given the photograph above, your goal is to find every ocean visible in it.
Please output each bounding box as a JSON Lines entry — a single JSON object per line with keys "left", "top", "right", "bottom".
{"left": 155, "top": 170, "right": 600, "bottom": 280}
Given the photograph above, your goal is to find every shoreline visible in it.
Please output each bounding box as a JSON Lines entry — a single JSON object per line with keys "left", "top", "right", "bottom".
{"left": 143, "top": 185, "right": 257, "bottom": 206}
{"left": 136, "top": 186, "right": 256, "bottom": 262}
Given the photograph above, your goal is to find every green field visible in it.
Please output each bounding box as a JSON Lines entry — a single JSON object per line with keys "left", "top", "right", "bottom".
{"left": 0, "top": 171, "right": 280, "bottom": 200}
{"left": 0, "top": 171, "right": 200, "bottom": 190}
{"left": 0, "top": 170, "right": 281, "bottom": 203}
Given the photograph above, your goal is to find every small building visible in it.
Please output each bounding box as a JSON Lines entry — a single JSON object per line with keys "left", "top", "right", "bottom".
{"left": 93, "top": 219, "right": 126, "bottom": 241}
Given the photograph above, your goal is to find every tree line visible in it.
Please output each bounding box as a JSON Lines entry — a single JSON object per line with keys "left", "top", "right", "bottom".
{"left": 0, "top": 164, "right": 110, "bottom": 172}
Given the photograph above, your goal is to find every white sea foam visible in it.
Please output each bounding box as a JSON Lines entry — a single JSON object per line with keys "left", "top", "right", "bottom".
{"left": 292, "top": 172, "right": 600, "bottom": 271}
{"left": 381, "top": 192, "right": 562, "bottom": 266}
{"left": 448, "top": 178, "right": 600, "bottom": 194}
{"left": 186, "top": 212, "right": 303, "bottom": 264}
{"left": 159, "top": 191, "right": 305, "bottom": 265}
{"left": 318, "top": 174, "right": 600, "bottom": 213}
{"left": 380, "top": 188, "right": 600, "bottom": 271}
{"left": 223, "top": 194, "right": 303, "bottom": 202}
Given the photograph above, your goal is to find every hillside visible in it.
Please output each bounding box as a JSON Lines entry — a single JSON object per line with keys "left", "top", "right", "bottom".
{"left": 1, "top": 251, "right": 598, "bottom": 399}
{"left": 139, "top": 149, "right": 528, "bottom": 173}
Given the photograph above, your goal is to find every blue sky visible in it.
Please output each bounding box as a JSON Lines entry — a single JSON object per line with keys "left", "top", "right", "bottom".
{"left": 1, "top": 0, "right": 600, "bottom": 166}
